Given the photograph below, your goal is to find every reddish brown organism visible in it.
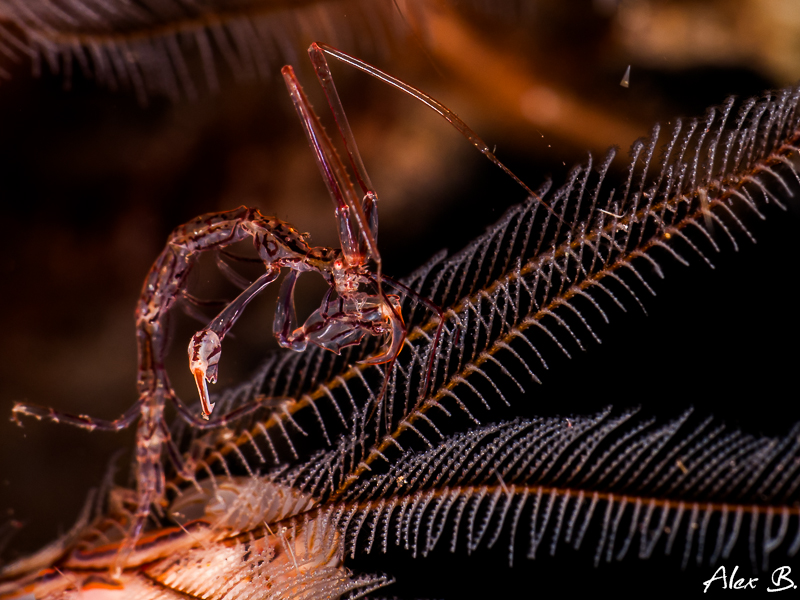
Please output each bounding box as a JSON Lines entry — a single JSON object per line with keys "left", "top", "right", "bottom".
{"left": 11, "top": 41, "right": 553, "bottom": 575}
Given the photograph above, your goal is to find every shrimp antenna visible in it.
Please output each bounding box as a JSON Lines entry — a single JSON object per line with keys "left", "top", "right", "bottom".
{"left": 310, "top": 42, "right": 562, "bottom": 222}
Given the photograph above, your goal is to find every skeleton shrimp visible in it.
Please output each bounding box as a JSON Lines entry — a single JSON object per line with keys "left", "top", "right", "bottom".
{"left": 189, "top": 41, "right": 563, "bottom": 421}
{"left": 10, "top": 42, "right": 555, "bottom": 576}
{"left": 187, "top": 41, "right": 561, "bottom": 421}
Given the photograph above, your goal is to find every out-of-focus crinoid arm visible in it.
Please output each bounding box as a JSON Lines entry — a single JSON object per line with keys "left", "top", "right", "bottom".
{"left": 0, "top": 0, "right": 418, "bottom": 104}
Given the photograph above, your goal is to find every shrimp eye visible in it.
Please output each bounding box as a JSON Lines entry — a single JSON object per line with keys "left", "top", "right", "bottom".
{"left": 334, "top": 259, "right": 343, "bottom": 270}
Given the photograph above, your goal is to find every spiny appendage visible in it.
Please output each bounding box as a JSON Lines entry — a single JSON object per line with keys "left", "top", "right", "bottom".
{"left": 141, "top": 507, "right": 393, "bottom": 600}
{"left": 2, "top": 476, "right": 392, "bottom": 600}
{"left": 371, "top": 89, "right": 800, "bottom": 447}
{"left": 132, "top": 86, "right": 800, "bottom": 595}
{"left": 291, "top": 409, "right": 800, "bottom": 571}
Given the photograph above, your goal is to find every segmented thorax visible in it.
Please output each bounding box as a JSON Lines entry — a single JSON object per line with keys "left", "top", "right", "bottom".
{"left": 172, "top": 207, "right": 253, "bottom": 252}
{"left": 135, "top": 208, "right": 254, "bottom": 327}
{"left": 245, "top": 216, "right": 340, "bottom": 276}
{"left": 249, "top": 217, "right": 308, "bottom": 259}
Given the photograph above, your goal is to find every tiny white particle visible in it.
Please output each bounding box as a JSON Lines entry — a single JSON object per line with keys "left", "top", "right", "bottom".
{"left": 620, "top": 65, "right": 631, "bottom": 88}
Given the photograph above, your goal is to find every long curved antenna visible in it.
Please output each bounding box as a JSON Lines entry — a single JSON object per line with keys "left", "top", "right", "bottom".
{"left": 312, "top": 42, "right": 562, "bottom": 222}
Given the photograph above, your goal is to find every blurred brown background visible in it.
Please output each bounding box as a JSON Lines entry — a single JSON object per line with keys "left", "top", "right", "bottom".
{"left": 1, "top": 0, "right": 799, "bottom": 563}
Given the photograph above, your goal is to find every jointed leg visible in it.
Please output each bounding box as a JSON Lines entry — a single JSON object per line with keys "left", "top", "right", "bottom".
{"left": 379, "top": 274, "right": 447, "bottom": 402}
{"left": 273, "top": 270, "right": 309, "bottom": 353}
{"left": 12, "top": 397, "right": 143, "bottom": 432}
{"left": 112, "top": 438, "right": 165, "bottom": 577}
{"left": 356, "top": 292, "right": 405, "bottom": 366}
